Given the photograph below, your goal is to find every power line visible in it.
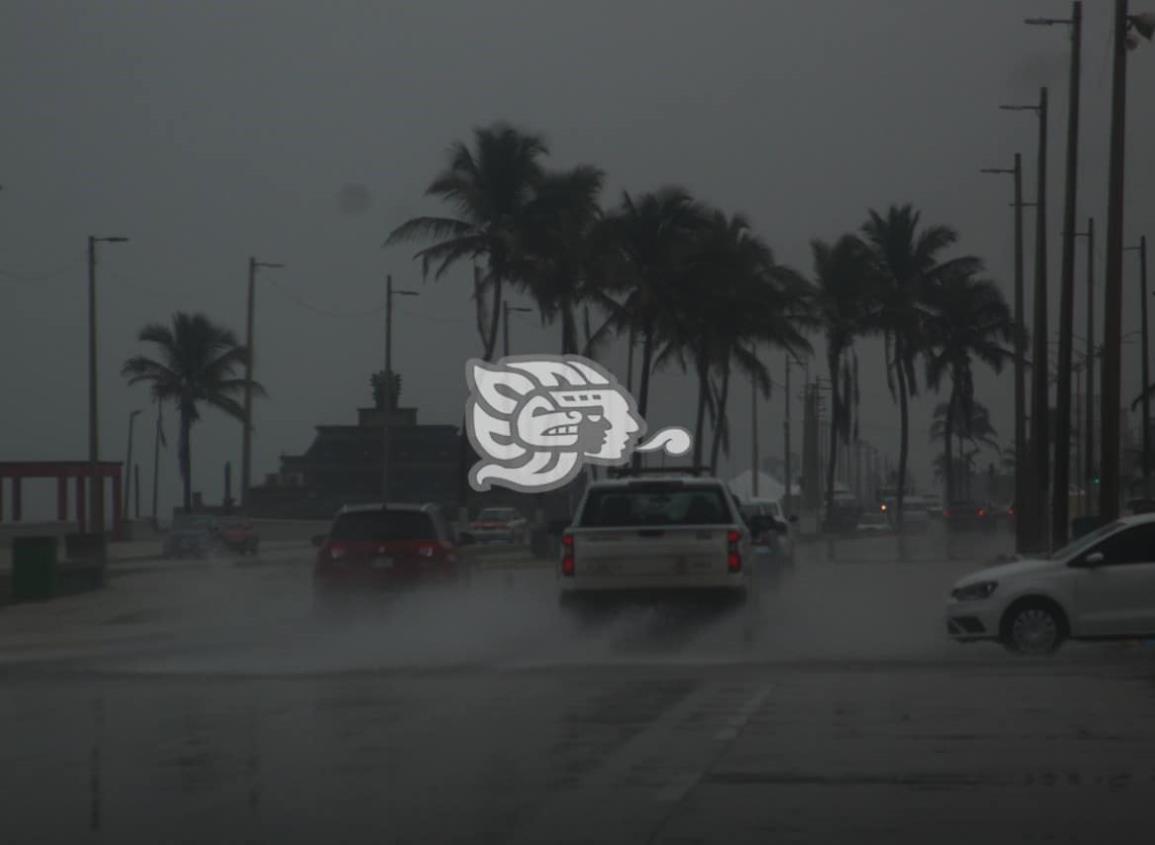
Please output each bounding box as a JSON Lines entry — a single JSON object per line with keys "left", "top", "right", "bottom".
{"left": 266, "top": 276, "right": 387, "bottom": 319}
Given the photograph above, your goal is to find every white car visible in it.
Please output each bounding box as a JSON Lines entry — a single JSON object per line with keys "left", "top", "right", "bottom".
{"left": 468, "top": 506, "right": 529, "bottom": 544}
{"left": 559, "top": 475, "right": 753, "bottom": 601}
{"left": 947, "top": 514, "right": 1155, "bottom": 654}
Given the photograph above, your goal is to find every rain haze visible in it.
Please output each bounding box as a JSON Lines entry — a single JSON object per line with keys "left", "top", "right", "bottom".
{"left": 4, "top": 2, "right": 1155, "bottom": 842}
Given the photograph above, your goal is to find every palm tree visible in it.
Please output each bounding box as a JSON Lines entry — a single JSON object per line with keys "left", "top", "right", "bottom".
{"left": 924, "top": 269, "right": 1016, "bottom": 502}
{"left": 122, "top": 313, "right": 259, "bottom": 512}
{"left": 860, "top": 204, "right": 982, "bottom": 527}
{"left": 811, "top": 234, "right": 872, "bottom": 524}
{"left": 931, "top": 400, "right": 1000, "bottom": 499}
{"left": 517, "top": 165, "right": 607, "bottom": 354}
{"left": 596, "top": 187, "right": 710, "bottom": 435}
{"left": 385, "top": 122, "right": 549, "bottom": 361}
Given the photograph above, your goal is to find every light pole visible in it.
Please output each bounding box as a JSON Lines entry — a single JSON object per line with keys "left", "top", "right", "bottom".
{"left": 382, "top": 274, "right": 419, "bottom": 502}
{"left": 784, "top": 355, "right": 792, "bottom": 513}
{"left": 241, "top": 257, "right": 284, "bottom": 512}
{"left": 1001, "top": 87, "right": 1048, "bottom": 552}
{"left": 87, "top": 235, "right": 129, "bottom": 534}
{"left": 123, "top": 409, "right": 142, "bottom": 518}
{"left": 751, "top": 362, "right": 760, "bottom": 498}
{"left": 1075, "top": 218, "right": 1096, "bottom": 511}
{"left": 1124, "top": 236, "right": 1150, "bottom": 496}
{"left": 981, "top": 154, "right": 1026, "bottom": 551}
{"left": 503, "top": 302, "right": 533, "bottom": 358}
{"left": 1101, "top": 3, "right": 1154, "bottom": 520}
{"left": 1028, "top": 4, "right": 1082, "bottom": 546}
{"left": 151, "top": 400, "right": 164, "bottom": 529}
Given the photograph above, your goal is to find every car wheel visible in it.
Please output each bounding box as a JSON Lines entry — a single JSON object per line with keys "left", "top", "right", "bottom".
{"left": 1001, "top": 601, "right": 1067, "bottom": 655}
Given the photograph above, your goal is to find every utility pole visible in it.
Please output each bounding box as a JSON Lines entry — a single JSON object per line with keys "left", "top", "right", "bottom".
{"left": 382, "top": 274, "right": 419, "bottom": 501}
{"left": 1075, "top": 218, "right": 1096, "bottom": 511}
{"left": 1125, "top": 237, "right": 1151, "bottom": 496}
{"left": 1029, "top": 5, "right": 1082, "bottom": 547}
{"left": 981, "top": 153, "right": 1027, "bottom": 551}
{"left": 87, "top": 235, "right": 129, "bottom": 534}
{"left": 1001, "top": 88, "right": 1048, "bottom": 551}
{"left": 1100, "top": 1, "right": 1154, "bottom": 519}
{"left": 503, "top": 302, "right": 532, "bottom": 358}
{"left": 241, "top": 257, "right": 284, "bottom": 512}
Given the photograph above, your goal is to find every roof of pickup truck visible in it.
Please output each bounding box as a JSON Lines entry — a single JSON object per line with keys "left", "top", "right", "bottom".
{"left": 586, "top": 475, "right": 727, "bottom": 489}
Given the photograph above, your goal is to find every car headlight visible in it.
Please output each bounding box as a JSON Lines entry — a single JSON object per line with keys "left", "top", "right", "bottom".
{"left": 951, "top": 581, "right": 998, "bottom": 601}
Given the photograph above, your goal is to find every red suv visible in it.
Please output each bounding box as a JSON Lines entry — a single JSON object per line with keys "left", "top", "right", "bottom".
{"left": 313, "top": 504, "right": 466, "bottom": 603}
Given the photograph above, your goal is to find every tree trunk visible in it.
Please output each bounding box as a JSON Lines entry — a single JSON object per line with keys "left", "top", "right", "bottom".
{"left": 825, "top": 347, "right": 841, "bottom": 527}
{"left": 561, "top": 302, "right": 578, "bottom": 355}
{"left": 483, "top": 276, "right": 503, "bottom": 362}
{"left": 634, "top": 324, "right": 656, "bottom": 469}
{"left": 693, "top": 346, "right": 710, "bottom": 467}
{"left": 710, "top": 363, "right": 731, "bottom": 473}
{"left": 895, "top": 355, "right": 910, "bottom": 530}
{"left": 179, "top": 407, "right": 193, "bottom": 513}
{"left": 626, "top": 324, "right": 637, "bottom": 393}
{"left": 943, "top": 387, "right": 956, "bottom": 503}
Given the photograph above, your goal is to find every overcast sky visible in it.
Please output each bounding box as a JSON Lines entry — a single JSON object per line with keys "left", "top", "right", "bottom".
{"left": 2, "top": 1, "right": 1153, "bottom": 519}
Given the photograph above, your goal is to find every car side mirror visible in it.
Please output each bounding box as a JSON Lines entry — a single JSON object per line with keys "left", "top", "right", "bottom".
{"left": 1082, "top": 551, "right": 1105, "bottom": 567}
{"left": 311, "top": 534, "right": 327, "bottom": 548}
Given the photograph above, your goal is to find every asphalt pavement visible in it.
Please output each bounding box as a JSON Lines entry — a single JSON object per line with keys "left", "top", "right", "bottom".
{"left": 3, "top": 525, "right": 1155, "bottom": 843}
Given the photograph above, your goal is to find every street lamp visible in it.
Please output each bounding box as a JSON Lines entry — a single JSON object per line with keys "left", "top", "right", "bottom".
{"left": 981, "top": 156, "right": 1027, "bottom": 552}
{"left": 87, "top": 235, "right": 129, "bottom": 534}
{"left": 503, "top": 302, "right": 533, "bottom": 358}
{"left": 1124, "top": 237, "right": 1150, "bottom": 495}
{"left": 1000, "top": 88, "right": 1049, "bottom": 553}
{"left": 1101, "top": 1, "right": 1154, "bottom": 521}
{"left": 241, "top": 258, "right": 285, "bottom": 512}
{"left": 382, "top": 274, "right": 419, "bottom": 502}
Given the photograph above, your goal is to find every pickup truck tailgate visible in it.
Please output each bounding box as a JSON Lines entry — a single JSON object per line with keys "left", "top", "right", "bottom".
{"left": 572, "top": 526, "right": 731, "bottom": 576}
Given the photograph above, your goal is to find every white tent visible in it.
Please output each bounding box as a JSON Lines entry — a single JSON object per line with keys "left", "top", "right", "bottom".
{"left": 728, "top": 470, "right": 786, "bottom": 503}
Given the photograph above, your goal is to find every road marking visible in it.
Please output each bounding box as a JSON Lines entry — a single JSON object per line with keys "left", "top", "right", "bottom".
{"left": 656, "top": 772, "right": 700, "bottom": 803}
{"left": 714, "top": 685, "right": 771, "bottom": 741}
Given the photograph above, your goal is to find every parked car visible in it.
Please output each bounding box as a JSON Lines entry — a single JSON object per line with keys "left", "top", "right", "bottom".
{"left": 468, "top": 506, "right": 529, "bottom": 544}
{"left": 947, "top": 513, "right": 1155, "bottom": 654}
{"left": 560, "top": 474, "right": 754, "bottom": 606}
{"left": 163, "top": 514, "right": 222, "bottom": 559}
{"left": 856, "top": 510, "right": 893, "bottom": 534}
{"left": 943, "top": 500, "right": 998, "bottom": 532}
{"left": 924, "top": 495, "right": 944, "bottom": 517}
{"left": 217, "top": 518, "right": 259, "bottom": 555}
{"left": 313, "top": 503, "right": 466, "bottom": 605}
{"left": 881, "top": 498, "right": 930, "bottom": 532}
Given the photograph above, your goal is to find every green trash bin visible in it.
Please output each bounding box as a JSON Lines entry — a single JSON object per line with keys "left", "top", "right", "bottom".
{"left": 10, "top": 536, "right": 58, "bottom": 602}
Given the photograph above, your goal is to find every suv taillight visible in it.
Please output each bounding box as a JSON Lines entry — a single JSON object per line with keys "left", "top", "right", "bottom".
{"left": 326, "top": 542, "right": 347, "bottom": 561}
{"left": 727, "top": 529, "right": 742, "bottom": 573}
{"left": 561, "top": 532, "right": 575, "bottom": 576}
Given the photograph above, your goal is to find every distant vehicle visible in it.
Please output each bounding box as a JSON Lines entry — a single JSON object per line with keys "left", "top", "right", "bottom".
{"left": 217, "top": 518, "right": 259, "bottom": 555}
{"left": 313, "top": 503, "right": 466, "bottom": 605}
{"left": 993, "top": 502, "right": 1017, "bottom": 523}
{"left": 856, "top": 510, "right": 893, "bottom": 534}
{"left": 823, "top": 492, "right": 861, "bottom": 533}
{"left": 943, "top": 500, "right": 997, "bottom": 532}
{"left": 560, "top": 474, "right": 754, "bottom": 605}
{"left": 924, "top": 495, "right": 944, "bottom": 518}
{"left": 468, "top": 506, "right": 529, "bottom": 544}
{"left": 163, "top": 513, "right": 222, "bottom": 559}
{"left": 879, "top": 498, "right": 930, "bottom": 532}
{"left": 740, "top": 498, "right": 796, "bottom": 564}
{"left": 947, "top": 513, "right": 1155, "bottom": 654}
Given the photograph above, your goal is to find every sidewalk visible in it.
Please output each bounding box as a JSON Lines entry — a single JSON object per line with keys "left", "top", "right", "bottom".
{"left": 0, "top": 539, "right": 310, "bottom": 574}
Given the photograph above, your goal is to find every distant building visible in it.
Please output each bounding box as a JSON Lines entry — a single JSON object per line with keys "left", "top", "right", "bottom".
{"left": 247, "top": 404, "right": 459, "bottom": 519}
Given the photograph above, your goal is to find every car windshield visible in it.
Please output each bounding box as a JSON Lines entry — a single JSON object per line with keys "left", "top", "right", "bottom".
{"left": 330, "top": 510, "right": 437, "bottom": 542}
{"left": 581, "top": 485, "right": 732, "bottom": 527}
{"left": 478, "top": 508, "right": 515, "bottom": 521}
{"left": 1049, "top": 520, "right": 1127, "bottom": 561}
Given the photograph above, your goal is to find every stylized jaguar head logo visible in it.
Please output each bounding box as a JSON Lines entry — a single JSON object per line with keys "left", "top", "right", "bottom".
{"left": 464, "top": 355, "right": 692, "bottom": 493}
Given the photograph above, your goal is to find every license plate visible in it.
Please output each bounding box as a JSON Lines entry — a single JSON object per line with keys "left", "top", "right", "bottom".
{"left": 372, "top": 557, "right": 394, "bottom": 569}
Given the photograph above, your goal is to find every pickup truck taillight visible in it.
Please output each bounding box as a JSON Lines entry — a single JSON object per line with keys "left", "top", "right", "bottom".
{"left": 727, "top": 530, "right": 742, "bottom": 573}
{"left": 561, "top": 532, "right": 575, "bottom": 576}
{"left": 326, "top": 542, "right": 347, "bottom": 562}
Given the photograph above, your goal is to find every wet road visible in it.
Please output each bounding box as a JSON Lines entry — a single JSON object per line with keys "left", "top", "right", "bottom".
{"left": 3, "top": 526, "right": 1155, "bottom": 843}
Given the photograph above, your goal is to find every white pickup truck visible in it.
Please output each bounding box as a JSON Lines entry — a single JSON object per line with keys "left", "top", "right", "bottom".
{"left": 558, "top": 474, "right": 756, "bottom": 603}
